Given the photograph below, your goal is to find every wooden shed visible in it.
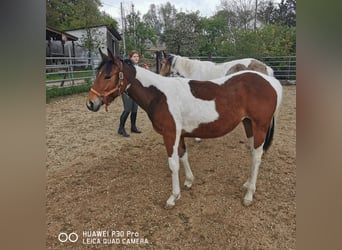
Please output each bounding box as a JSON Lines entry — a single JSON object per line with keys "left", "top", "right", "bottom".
{"left": 46, "top": 26, "right": 78, "bottom": 57}
{"left": 64, "top": 25, "right": 122, "bottom": 58}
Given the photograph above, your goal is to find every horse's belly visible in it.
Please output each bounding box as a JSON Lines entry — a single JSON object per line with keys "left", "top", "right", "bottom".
{"left": 183, "top": 119, "right": 239, "bottom": 139}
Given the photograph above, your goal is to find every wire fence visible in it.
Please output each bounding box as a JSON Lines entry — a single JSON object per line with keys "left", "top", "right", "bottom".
{"left": 45, "top": 55, "right": 296, "bottom": 89}
{"left": 46, "top": 56, "right": 99, "bottom": 88}
{"left": 191, "top": 55, "right": 296, "bottom": 81}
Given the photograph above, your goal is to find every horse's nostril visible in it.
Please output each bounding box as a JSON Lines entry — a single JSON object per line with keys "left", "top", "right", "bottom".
{"left": 87, "top": 101, "right": 94, "bottom": 111}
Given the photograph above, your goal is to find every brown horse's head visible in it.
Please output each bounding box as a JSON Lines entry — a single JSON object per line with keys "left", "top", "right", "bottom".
{"left": 86, "top": 48, "right": 135, "bottom": 112}
{"left": 160, "top": 52, "right": 173, "bottom": 77}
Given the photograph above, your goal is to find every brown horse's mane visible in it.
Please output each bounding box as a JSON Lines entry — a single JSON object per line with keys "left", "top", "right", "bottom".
{"left": 96, "top": 57, "right": 135, "bottom": 79}
{"left": 96, "top": 58, "right": 114, "bottom": 79}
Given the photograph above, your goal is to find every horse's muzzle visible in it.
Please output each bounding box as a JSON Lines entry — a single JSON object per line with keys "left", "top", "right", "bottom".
{"left": 86, "top": 98, "right": 102, "bottom": 112}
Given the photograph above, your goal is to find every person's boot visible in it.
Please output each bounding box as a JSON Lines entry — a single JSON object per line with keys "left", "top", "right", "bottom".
{"left": 118, "top": 111, "right": 130, "bottom": 137}
{"left": 130, "top": 112, "right": 141, "bottom": 133}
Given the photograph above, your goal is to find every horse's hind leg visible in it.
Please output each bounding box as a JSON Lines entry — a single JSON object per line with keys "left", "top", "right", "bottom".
{"left": 242, "top": 126, "right": 266, "bottom": 206}
{"left": 178, "top": 137, "right": 194, "bottom": 189}
{"left": 242, "top": 118, "right": 254, "bottom": 189}
{"left": 243, "top": 144, "right": 263, "bottom": 206}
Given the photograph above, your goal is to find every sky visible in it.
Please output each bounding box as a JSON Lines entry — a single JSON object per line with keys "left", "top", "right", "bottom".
{"left": 100, "top": 0, "right": 282, "bottom": 26}
{"left": 100, "top": 0, "right": 224, "bottom": 21}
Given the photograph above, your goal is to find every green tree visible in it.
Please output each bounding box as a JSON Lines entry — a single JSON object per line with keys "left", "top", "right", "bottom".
{"left": 143, "top": 4, "right": 163, "bottom": 35}
{"left": 124, "top": 10, "right": 157, "bottom": 56}
{"left": 274, "top": 0, "right": 296, "bottom": 26}
{"left": 47, "top": 0, "right": 75, "bottom": 30}
{"left": 162, "top": 12, "right": 202, "bottom": 55}
{"left": 257, "top": 24, "right": 296, "bottom": 55}
{"left": 258, "top": 0, "right": 277, "bottom": 25}
{"left": 46, "top": 0, "right": 118, "bottom": 30}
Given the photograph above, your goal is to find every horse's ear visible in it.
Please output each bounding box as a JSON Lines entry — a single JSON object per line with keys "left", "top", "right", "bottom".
{"left": 107, "top": 48, "right": 115, "bottom": 61}
{"left": 162, "top": 51, "right": 167, "bottom": 59}
{"left": 99, "top": 48, "right": 108, "bottom": 60}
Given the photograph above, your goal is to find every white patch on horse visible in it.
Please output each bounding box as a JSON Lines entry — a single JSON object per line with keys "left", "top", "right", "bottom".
{"left": 171, "top": 55, "right": 274, "bottom": 79}
{"left": 135, "top": 66, "right": 219, "bottom": 132}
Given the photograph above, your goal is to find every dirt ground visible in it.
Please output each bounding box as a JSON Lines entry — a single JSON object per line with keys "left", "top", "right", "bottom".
{"left": 46, "top": 85, "right": 296, "bottom": 249}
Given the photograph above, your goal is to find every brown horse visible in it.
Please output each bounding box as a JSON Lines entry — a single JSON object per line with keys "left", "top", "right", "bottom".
{"left": 86, "top": 49, "right": 283, "bottom": 208}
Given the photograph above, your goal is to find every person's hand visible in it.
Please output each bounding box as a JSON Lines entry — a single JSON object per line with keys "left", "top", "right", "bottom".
{"left": 143, "top": 64, "right": 149, "bottom": 70}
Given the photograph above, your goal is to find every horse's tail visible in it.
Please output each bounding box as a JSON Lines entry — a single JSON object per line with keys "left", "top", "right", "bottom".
{"left": 263, "top": 117, "right": 275, "bottom": 152}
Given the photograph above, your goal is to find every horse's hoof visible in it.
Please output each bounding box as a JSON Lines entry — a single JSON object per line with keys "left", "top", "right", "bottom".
{"left": 242, "top": 198, "right": 253, "bottom": 207}
{"left": 164, "top": 203, "right": 175, "bottom": 209}
{"left": 184, "top": 181, "right": 193, "bottom": 190}
{"left": 165, "top": 194, "right": 180, "bottom": 209}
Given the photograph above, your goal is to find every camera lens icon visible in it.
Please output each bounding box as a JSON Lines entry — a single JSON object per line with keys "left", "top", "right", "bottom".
{"left": 58, "top": 232, "right": 78, "bottom": 242}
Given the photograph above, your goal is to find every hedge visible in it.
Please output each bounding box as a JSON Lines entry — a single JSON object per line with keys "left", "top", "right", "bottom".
{"left": 46, "top": 82, "right": 92, "bottom": 102}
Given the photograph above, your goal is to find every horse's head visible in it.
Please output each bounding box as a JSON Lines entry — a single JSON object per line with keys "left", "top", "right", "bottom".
{"left": 86, "top": 48, "right": 136, "bottom": 112}
{"left": 160, "top": 52, "right": 174, "bottom": 77}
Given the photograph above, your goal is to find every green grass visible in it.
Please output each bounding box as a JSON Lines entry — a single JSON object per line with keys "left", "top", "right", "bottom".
{"left": 46, "top": 71, "right": 93, "bottom": 81}
{"left": 46, "top": 81, "right": 92, "bottom": 102}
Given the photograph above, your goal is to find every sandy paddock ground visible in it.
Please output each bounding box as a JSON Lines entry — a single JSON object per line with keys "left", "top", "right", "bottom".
{"left": 46, "top": 85, "right": 296, "bottom": 249}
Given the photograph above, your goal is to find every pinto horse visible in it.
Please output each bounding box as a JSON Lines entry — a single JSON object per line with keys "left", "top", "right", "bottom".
{"left": 160, "top": 53, "right": 275, "bottom": 142}
{"left": 86, "top": 49, "right": 282, "bottom": 208}
{"left": 160, "top": 52, "right": 274, "bottom": 79}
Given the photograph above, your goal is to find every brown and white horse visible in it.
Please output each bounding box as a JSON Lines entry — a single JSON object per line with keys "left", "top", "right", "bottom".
{"left": 160, "top": 52, "right": 275, "bottom": 142}
{"left": 86, "top": 49, "right": 282, "bottom": 208}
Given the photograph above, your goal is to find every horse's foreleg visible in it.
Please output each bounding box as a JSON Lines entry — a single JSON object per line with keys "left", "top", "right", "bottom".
{"left": 164, "top": 131, "right": 182, "bottom": 208}
{"left": 243, "top": 143, "right": 263, "bottom": 206}
{"left": 180, "top": 152, "right": 194, "bottom": 189}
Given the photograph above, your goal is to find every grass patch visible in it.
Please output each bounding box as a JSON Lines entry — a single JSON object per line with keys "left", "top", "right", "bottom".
{"left": 46, "top": 81, "right": 92, "bottom": 102}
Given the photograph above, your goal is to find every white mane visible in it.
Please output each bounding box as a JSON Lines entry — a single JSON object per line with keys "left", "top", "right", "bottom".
{"left": 171, "top": 55, "right": 274, "bottom": 80}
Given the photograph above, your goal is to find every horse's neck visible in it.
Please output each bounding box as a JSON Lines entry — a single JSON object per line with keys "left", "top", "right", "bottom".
{"left": 174, "top": 56, "right": 195, "bottom": 77}
{"left": 174, "top": 57, "right": 217, "bottom": 79}
{"left": 125, "top": 79, "right": 151, "bottom": 111}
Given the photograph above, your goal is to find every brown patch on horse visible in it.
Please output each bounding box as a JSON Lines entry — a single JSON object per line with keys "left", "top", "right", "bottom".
{"left": 124, "top": 79, "right": 178, "bottom": 157}
{"left": 187, "top": 73, "right": 277, "bottom": 148}
{"left": 225, "top": 63, "right": 247, "bottom": 75}
{"left": 247, "top": 60, "right": 268, "bottom": 74}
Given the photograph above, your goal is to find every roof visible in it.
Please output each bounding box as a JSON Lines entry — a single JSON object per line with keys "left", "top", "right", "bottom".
{"left": 64, "top": 25, "right": 122, "bottom": 41}
{"left": 46, "top": 26, "right": 78, "bottom": 41}
{"left": 106, "top": 25, "right": 122, "bottom": 41}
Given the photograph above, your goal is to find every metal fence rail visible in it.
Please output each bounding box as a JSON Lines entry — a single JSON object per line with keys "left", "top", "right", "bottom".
{"left": 46, "top": 55, "right": 296, "bottom": 89}
{"left": 190, "top": 55, "right": 296, "bottom": 81}
{"left": 46, "top": 56, "right": 98, "bottom": 88}
{"left": 261, "top": 56, "right": 296, "bottom": 81}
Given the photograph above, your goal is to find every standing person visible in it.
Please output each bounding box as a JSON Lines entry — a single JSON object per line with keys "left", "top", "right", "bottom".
{"left": 117, "top": 50, "right": 145, "bottom": 137}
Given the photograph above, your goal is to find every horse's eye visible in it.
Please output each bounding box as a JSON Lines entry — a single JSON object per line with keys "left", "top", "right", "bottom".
{"left": 105, "top": 75, "right": 111, "bottom": 80}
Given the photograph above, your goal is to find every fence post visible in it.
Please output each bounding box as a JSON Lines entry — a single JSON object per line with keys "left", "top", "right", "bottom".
{"left": 91, "top": 55, "right": 96, "bottom": 82}
{"left": 155, "top": 51, "right": 161, "bottom": 74}
{"left": 68, "top": 47, "right": 75, "bottom": 85}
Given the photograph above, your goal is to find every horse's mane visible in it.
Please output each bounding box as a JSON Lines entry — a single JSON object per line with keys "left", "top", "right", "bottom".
{"left": 97, "top": 57, "right": 135, "bottom": 77}
{"left": 96, "top": 58, "right": 114, "bottom": 77}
